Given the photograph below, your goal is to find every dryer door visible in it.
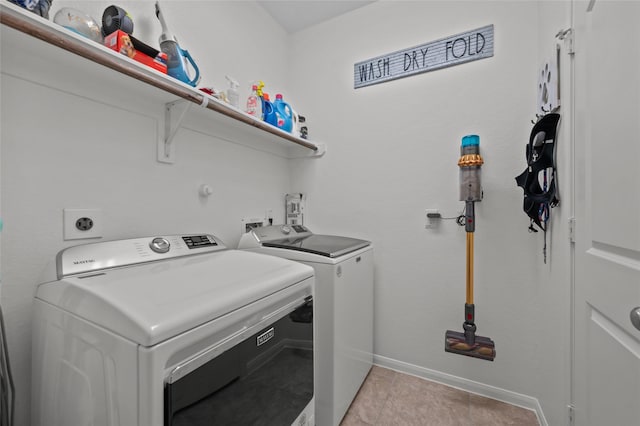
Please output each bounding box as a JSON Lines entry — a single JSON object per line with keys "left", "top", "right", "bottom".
{"left": 164, "top": 297, "right": 314, "bottom": 426}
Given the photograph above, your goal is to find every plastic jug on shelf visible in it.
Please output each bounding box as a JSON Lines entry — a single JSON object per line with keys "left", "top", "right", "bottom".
{"left": 273, "top": 94, "right": 293, "bottom": 132}
{"left": 263, "top": 93, "right": 277, "bottom": 126}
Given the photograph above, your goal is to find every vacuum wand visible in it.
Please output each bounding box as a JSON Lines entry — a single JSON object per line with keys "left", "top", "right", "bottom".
{"left": 463, "top": 201, "right": 477, "bottom": 345}
{"left": 155, "top": 1, "right": 173, "bottom": 43}
{"left": 444, "top": 135, "right": 496, "bottom": 361}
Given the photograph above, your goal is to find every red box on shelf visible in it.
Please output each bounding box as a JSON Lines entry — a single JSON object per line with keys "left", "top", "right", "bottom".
{"left": 104, "top": 30, "right": 167, "bottom": 74}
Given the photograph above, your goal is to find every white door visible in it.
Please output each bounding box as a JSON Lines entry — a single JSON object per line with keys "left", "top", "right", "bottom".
{"left": 573, "top": 1, "right": 640, "bottom": 425}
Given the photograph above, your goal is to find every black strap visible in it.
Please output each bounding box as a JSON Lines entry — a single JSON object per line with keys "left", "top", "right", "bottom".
{"left": 515, "top": 113, "right": 561, "bottom": 263}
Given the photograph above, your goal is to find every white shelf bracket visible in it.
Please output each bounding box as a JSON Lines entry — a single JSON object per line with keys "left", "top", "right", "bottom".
{"left": 287, "top": 141, "right": 327, "bottom": 159}
{"left": 157, "top": 99, "right": 193, "bottom": 164}
{"left": 311, "top": 142, "right": 327, "bottom": 157}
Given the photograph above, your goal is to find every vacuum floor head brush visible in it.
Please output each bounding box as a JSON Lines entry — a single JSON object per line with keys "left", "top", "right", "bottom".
{"left": 444, "top": 135, "right": 496, "bottom": 361}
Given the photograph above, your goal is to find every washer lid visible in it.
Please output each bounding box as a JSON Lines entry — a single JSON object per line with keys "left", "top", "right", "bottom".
{"left": 263, "top": 234, "right": 370, "bottom": 258}
{"left": 36, "top": 250, "right": 314, "bottom": 347}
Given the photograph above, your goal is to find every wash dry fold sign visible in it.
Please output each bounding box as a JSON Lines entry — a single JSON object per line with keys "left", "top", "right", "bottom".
{"left": 354, "top": 25, "right": 494, "bottom": 88}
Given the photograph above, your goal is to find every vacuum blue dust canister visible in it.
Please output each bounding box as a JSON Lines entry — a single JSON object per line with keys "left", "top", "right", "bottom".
{"left": 262, "top": 93, "right": 277, "bottom": 126}
{"left": 273, "top": 94, "right": 293, "bottom": 132}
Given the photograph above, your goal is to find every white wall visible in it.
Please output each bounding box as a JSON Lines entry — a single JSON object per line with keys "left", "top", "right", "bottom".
{"left": 0, "top": 2, "right": 293, "bottom": 424}
{"left": 1, "top": 1, "right": 574, "bottom": 425}
{"left": 288, "top": 2, "right": 570, "bottom": 425}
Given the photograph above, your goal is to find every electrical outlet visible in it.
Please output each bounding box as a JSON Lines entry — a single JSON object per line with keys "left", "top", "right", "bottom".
{"left": 63, "top": 208, "right": 103, "bottom": 240}
{"left": 425, "top": 209, "right": 441, "bottom": 229}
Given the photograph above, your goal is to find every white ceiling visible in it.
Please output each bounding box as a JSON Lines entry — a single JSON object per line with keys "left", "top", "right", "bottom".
{"left": 257, "top": 1, "right": 375, "bottom": 34}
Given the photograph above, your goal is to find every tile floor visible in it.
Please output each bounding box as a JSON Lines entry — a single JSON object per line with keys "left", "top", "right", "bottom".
{"left": 340, "top": 366, "right": 540, "bottom": 426}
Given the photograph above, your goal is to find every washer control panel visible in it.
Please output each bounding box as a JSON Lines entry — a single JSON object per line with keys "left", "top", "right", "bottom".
{"left": 251, "top": 224, "right": 312, "bottom": 242}
{"left": 57, "top": 234, "right": 225, "bottom": 278}
{"left": 182, "top": 235, "right": 217, "bottom": 249}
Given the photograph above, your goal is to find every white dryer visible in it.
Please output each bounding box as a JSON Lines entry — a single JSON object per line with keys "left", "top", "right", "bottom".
{"left": 32, "top": 234, "right": 315, "bottom": 426}
{"left": 238, "top": 224, "right": 373, "bottom": 426}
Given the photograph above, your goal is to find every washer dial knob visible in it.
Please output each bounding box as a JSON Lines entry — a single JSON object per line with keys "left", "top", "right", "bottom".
{"left": 149, "top": 237, "right": 170, "bottom": 253}
{"left": 280, "top": 225, "right": 292, "bottom": 235}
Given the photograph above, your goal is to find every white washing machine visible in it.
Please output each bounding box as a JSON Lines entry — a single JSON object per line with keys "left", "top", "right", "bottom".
{"left": 32, "top": 234, "right": 315, "bottom": 426}
{"left": 238, "top": 224, "right": 373, "bottom": 426}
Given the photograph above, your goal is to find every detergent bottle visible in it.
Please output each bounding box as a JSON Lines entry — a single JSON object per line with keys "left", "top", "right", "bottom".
{"left": 262, "top": 93, "right": 277, "bottom": 126}
{"left": 246, "top": 84, "right": 263, "bottom": 118}
{"left": 273, "top": 94, "right": 293, "bottom": 132}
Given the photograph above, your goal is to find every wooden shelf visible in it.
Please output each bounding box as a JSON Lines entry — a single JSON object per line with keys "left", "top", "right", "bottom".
{"left": 0, "top": 3, "right": 325, "bottom": 161}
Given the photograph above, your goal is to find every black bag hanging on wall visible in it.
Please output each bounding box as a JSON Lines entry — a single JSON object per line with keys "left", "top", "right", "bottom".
{"left": 515, "top": 112, "right": 561, "bottom": 263}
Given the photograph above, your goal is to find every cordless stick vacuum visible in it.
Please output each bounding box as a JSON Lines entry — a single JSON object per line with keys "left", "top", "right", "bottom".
{"left": 445, "top": 135, "right": 496, "bottom": 361}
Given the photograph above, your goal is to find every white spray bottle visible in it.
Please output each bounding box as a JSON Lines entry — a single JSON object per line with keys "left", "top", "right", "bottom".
{"left": 225, "top": 76, "right": 240, "bottom": 108}
{"left": 246, "top": 84, "right": 263, "bottom": 118}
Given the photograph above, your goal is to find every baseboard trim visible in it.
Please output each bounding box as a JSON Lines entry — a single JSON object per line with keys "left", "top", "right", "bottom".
{"left": 372, "top": 355, "right": 548, "bottom": 426}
